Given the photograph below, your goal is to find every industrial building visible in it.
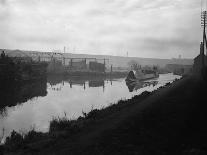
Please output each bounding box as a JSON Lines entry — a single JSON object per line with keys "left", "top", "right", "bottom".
{"left": 47, "top": 56, "right": 107, "bottom": 74}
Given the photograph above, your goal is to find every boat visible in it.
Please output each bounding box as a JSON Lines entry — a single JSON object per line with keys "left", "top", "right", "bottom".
{"left": 125, "top": 80, "right": 158, "bottom": 92}
{"left": 125, "top": 65, "right": 159, "bottom": 82}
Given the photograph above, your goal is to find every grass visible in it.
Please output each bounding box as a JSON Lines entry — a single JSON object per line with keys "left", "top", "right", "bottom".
{"left": 4, "top": 129, "right": 47, "bottom": 151}
{"left": 49, "top": 116, "right": 81, "bottom": 134}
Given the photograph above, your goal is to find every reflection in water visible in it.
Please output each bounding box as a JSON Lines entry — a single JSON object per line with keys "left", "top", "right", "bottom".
{"left": 68, "top": 79, "right": 86, "bottom": 89}
{"left": 0, "top": 73, "right": 180, "bottom": 143}
{"left": 89, "top": 80, "right": 104, "bottom": 87}
{"left": 126, "top": 80, "right": 158, "bottom": 92}
{"left": 47, "top": 75, "right": 109, "bottom": 92}
{"left": 0, "top": 79, "right": 47, "bottom": 143}
{"left": 0, "top": 80, "right": 47, "bottom": 116}
{"left": 89, "top": 80, "right": 105, "bottom": 92}
{"left": 47, "top": 75, "right": 66, "bottom": 91}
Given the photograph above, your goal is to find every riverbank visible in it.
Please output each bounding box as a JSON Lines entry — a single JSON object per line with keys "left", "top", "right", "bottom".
{"left": 2, "top": 74, "right": 207, "bottom": 154}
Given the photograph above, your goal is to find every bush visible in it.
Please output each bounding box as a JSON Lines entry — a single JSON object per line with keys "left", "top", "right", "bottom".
{"left": 24, "top": 130, "right": 45, "bottom": 143}
{"left": 49, "top": 117, "right": 80, "bottom": 133}
{"left": 85, "top": 109, "right": 100, "bottom": 119}
{"left": 4, "top": 131, "right": 24, "bottom": 151}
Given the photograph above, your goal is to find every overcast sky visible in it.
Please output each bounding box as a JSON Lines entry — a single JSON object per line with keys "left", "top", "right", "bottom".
{"left": 0, "top": 0, "right": 203, "bottom": 58}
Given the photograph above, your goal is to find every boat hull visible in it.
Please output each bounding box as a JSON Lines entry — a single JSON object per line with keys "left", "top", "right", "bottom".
{"left": 125, "top": 70, "right": 159, "bottom": 82}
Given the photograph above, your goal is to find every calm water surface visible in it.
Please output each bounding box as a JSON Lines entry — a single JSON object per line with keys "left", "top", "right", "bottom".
{"left": 0, "top": 73, "right": 180, "bottom": 142}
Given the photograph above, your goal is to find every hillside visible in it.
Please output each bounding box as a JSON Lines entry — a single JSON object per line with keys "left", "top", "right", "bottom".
{"left": 1, "top": 49, "right": 193, "bottom": 68}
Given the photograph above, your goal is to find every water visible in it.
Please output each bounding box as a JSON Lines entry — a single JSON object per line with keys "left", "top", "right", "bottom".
{"left": 0, "top": 73, "right": 180, "bottom": 142}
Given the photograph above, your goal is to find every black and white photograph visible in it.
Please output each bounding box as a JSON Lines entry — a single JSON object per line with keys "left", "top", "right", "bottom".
{"left": 0, "top": 0, "right": 207, "bottom": 154}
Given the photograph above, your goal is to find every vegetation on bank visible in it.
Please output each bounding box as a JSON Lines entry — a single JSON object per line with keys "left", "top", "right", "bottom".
{"left": 0, "top": 51, "right": 47, "bottom": 82}
{"left": 2, "top": 78, "right": 179, "bottom": 153}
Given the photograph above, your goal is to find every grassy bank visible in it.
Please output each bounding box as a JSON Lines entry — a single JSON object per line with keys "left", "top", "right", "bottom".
{"left": 2, "top": 75, "right": 207, "bottom": 154}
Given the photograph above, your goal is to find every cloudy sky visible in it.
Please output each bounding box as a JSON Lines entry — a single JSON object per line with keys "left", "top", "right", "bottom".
{"left": 0, "top": 0, "right": 203, "bottom": 58}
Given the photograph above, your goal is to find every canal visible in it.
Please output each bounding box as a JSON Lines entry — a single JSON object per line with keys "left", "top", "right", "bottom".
{"left": 0, "top": 73, "right": 180, "bottom": 142}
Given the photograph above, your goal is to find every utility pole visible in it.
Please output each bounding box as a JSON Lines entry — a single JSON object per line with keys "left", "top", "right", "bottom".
{"left": 201, "top": 10, "right": 207, "bottom": 67}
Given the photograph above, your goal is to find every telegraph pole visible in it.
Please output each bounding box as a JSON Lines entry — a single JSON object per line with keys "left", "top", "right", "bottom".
{"left": 201, "top": 10, "right": 207, "bottom": 67}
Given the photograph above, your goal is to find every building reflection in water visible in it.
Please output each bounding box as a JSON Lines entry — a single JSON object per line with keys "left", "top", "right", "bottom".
{"left": 89, "top": 80, "right": 105, "bottom": 92}
{"left": 68, "top": 79, "right": 86, "bottom": 89}
{"left": 47, "top": 75, "right": 112, "bottom": 92}
{"left": 0, "top": 79, "right": 47, "bottom": 116}
{"left": 126, "top": 80, "right": 158, "bottom": 92}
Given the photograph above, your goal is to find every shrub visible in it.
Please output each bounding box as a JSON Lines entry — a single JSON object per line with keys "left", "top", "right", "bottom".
{"left": 49, "top": 117, "right": 80, "bottom": 133}
{"left": 4, "top": 131, "right": 24, "bottom": 151}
